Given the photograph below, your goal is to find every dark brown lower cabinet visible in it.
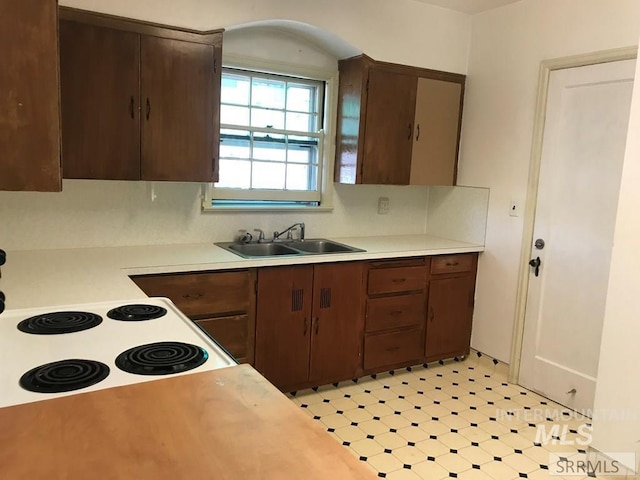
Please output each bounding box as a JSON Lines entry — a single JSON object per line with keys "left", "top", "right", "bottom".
{"left": 131, "top": 269, "right": 256, "bottom": 364}
{"left": 255, "top": 262, "right": 364, "bottom": 391}
{"left": 425, "top": 254, "right": 478, "bottom": 362}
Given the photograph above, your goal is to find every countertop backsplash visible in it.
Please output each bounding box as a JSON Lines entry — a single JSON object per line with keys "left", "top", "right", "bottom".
{"left": 0, "top": 180, "right": 487, "bottom": 251}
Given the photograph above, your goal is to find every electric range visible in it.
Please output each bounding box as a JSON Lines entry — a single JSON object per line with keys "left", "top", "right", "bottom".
{"left": 0, "top": 297, "right": 236, "bottom": 408}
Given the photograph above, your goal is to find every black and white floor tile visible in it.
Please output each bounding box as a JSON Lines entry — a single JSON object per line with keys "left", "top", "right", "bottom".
{"left": 287, "top": 352, "right": 611, "bottom": 480}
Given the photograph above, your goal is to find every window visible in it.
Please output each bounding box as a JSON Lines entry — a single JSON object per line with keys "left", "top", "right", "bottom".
{"left": 212, "top": 68, "right": 326, "bottom": 205}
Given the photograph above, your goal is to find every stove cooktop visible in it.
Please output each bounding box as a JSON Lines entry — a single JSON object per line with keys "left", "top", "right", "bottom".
{"left": 0, "top": 298, "right": 236, "bottom": 408}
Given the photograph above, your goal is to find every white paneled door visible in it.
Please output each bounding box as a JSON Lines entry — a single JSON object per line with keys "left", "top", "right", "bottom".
{"left": 519, "top": 59, "right": 635, "bottom": 412}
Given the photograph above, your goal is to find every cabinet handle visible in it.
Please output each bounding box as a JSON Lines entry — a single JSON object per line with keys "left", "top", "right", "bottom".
{"left": 129, "top": 96, "right": 135, "bottom": 119}
{"left": 303, "top": 317, "right": 308, "bottom": 336}
{"left": 390, "top": 310, "right": 403, "bottom": 317}
{"left": 446, "top": 261, "right": 460, "bottom": 267}
{"left": 182, "top": 293, "right": 203, "bottom": 300}
{"left": 416, "top": 124, "right": 420, "bottom": 141}
{"left": 407, "top": 123, "right": 412, "bottom": 140}
{"left": 429, "top": 306, "right": 435, "bottom": 322}
{"left": 314, "top": 317, "right": 319, "bottom": 335}
{"left": 214, "top": 58, "right": 217, "bottom": 74}
{"left": 146, "top": 98, "right": 151, "bottom": 120}
{"left": 391, "top": 278, "right": 406, "bottom": 284}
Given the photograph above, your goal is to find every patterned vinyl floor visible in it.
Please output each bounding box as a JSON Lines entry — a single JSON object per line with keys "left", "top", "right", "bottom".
{"left": 286, "top": 353, "right": 625, "bottom": 480}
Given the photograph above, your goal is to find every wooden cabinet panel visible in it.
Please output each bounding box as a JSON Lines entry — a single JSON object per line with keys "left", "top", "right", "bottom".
{"left": 0, "top": 0, "right": 61, "bottom": 191}
{"left": 309, "top": 262, "right": 364, "bottom": 385}
{"left": 60, "top": 21, "right": 141, "bottom": 180}
{"left": 368, "top": 265, "right": 427, "bottom": 295}
{"left": 425, "top": 276, "right": 475, "bottom": 361}
{"left": 362, "top": 68, "right": 417, "bottom": 185}
{"left": 58, "top": 9, "right": 222, "bottom": 183}
{"left": 410, "top": 77, "right": 463, "bottom": 186}
{"left": 430, "top": 254, "right": 475, "bottom": 275}
{"left": 255, "top": 266, "right": 314, "bottom": 390}
{"left": 335, "top": 55, "right": 465, "bottom": 187}
{"left": 363, "top": 328, "right": 424, "bottom": 371}
{"left": 131, "top": 269, "right": 255, "bottom": 364}
{"left": 132, "top": 270, "right": 251, "bottom": 318}
{"left": 366, "top": 293, "right": 426, "bottom": 333}
{"left": 196, "top": 315, "right": 249, "bottom": 361}
{"left": 141, "top": 36, "right": 218, "bottom": 182}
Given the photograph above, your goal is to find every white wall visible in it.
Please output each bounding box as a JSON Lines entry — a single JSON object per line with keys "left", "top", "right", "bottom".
{"left": 459, "top": 0, "right": 640, "bottom": 362}
{"left": 591, "top": 45, "right": 640, "bottom": 471}
{"left": 60, "top": 0, "right": 472, "bottom": 73}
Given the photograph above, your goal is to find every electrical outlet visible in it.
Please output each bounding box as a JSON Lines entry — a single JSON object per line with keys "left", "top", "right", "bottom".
{"left": 509, "top": 200, "right": 520, "bottom": 217}
{"left": 378, "top": 197, "right": 390, "bottom": 215}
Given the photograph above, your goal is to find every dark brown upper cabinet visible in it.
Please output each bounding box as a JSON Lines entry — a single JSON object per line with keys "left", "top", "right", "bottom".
{"left": 59, "top": 8, "right": 222, "bottom": 183}
{"left": 0, "top": 0, "right": 61, "bottom": 192}
{"left": 334, "top": 55, "right": 465, "bottom": 186}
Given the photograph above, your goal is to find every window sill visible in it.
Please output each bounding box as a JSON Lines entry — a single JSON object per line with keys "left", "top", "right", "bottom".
{"left": 202, "top": 205, "right": 334, "bottom": 213}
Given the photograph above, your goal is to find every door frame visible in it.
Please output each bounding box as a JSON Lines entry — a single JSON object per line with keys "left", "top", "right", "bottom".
{"left": 508, "top": 46, "right": 638, "bottom": 384}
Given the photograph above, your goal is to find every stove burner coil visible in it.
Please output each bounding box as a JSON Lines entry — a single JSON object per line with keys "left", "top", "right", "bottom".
{"left": 19, "top": 359, "right": 110, "bottom": 393}
{"left": 17, "top": 312, "right": 102, "bottom": 335}
{"left": 107, "top": 304, "right": 167, "bottom": 322}
{"left": 115, "top": 341, "right": 208, "bottom": 375}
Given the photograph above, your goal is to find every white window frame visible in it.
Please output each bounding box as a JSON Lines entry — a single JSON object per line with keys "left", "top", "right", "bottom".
{"left": 203, "top": 55, "right": 337, "bottom": 212}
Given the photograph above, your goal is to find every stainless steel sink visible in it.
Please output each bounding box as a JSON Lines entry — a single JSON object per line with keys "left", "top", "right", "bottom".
{"left": 288, "top": 239, "right": 365, "bottom": 254}
{"left": 216, "top": 238, "right": 364, "bottom": 259}
{"left": 222, "top": 242, "right": 302, "bottom": 258}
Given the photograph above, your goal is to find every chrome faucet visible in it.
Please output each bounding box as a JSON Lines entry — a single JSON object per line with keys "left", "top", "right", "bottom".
{"left": 273, "top": 222, "right": 305, "bottom": 242}
{"left": 253, "top": 229, "right": 267, "bottom": 243}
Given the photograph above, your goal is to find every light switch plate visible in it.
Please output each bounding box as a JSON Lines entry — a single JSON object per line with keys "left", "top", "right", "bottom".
{"left": 509, "top": 200, "right": 520, "bottom": 217}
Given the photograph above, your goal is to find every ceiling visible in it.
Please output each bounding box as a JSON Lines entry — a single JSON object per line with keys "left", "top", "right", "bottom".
{"left": 412, "top": 0, "right": 521, "bottom": 14}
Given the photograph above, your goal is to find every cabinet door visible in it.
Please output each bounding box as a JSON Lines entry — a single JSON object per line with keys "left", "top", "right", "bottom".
{"left": 60, "top": 21, "right": 141, "bottom": 180}
{"left": 0, "top": 0, "right": 61, "bottom": 191}
{"left": 362, "top": 69, "right": 417, "bottom": 185}
{"left": 309, "top": 263, "right": 364, "bottom": 384}
{"left": 410, "top": 77, "right": 462, "bottom": 186}
{"left": 255, "top": 266, "right": 314, "bottom": 389}
{"left": 141, "top": 36, "right": 219, "bottom": 182}
{"left": 426, "top": 275, "right": 475, "bottom": 361}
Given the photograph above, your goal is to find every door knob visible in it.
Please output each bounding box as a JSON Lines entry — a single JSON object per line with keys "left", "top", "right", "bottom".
{"left": 529, "top": 257, "right": 541, "bottom": 277}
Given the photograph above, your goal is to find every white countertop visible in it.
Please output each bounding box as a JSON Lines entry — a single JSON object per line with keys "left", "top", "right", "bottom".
{"left": 0, "top": 234, "right": 483, "bottom": 311}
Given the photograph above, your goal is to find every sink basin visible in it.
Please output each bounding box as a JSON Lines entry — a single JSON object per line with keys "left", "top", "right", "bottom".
{"left": 288, "top": 239, "right": 365, "bottom": 254}
{"left": 222, "top": 242, "right": 302, "bottom": 258}
{"left": 216, "top": 238, "right": 365, "bottom": 259}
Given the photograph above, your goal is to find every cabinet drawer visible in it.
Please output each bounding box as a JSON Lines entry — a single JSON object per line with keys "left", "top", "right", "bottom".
{"left": 366, "top": 293, "right": 425, "bottom": 333}
{"left": 195, "top": 314, "right": 248, "bottom": 361}
{"left": 430, "top": 254, "right": 475, "bottom": 275}
{"left": 132, "top": 270, "right": 251, "bottom": 317}
{"left": 368, "top": 266, "right": 426, "bottom": 295}
{"left": 364, "top": 328, "right": 424, "bottom": 370}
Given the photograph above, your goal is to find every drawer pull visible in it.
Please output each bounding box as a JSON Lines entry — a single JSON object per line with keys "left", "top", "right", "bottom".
{"left": 389, "top": 310, "right": 403, "bottom": 317}
{"left": 303, "top": 317, "right": 308, "bottom": 336}
{"left": 445, "top": 261, "right": 459, "bottom": 267}
{"left": 182, "top": 293, "right": 203, "bottom": 300}
{"left": 391, "top": 278, "right": 406, "bottom": 284}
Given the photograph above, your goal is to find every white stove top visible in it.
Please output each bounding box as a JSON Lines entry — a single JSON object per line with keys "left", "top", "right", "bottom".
{"left": 0, "top": 297, "right": 236, "bottom": 408}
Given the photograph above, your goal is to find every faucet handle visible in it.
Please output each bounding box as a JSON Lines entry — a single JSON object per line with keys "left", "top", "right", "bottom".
{"left": 253, "top": 229, "right": 266, "bottom": 243}
{"left": 286, "top": 227, "right": 297, "bottom": 240}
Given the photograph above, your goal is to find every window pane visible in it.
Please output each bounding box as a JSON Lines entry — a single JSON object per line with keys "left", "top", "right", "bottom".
{"left": 287, "top": 85, "right": 314, "bottom": 113}
{"left": 252, "top": 77, "right": 285, "bottom": 109}
{"left": 286, "top": 163, "right": 314, "bottom": 190}
{"left": 220, "top": 130, "right": 250, "bottom": 160}
{"left": 216, "top": 159, "right": 251, "bottom": 188}
{"left": 252, "top": 162, "right": 285, "bottom": 189}
{"left": 251, "top": 108, "right": 285, "bottom": 129}
{"left": 286, "top": 112, "right": 316, "bottom": 132}
{"left": 221, "top": 74, "right": 250, "bottom": 105}
{"left": 289, "top": 148, "right": 316, "bottom": 164}
{"left": 221, "top": 105, "right": 250, "bottom": 126}
{"left": 254, "top": 133, "right": 286, "bottom": 162}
